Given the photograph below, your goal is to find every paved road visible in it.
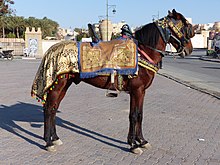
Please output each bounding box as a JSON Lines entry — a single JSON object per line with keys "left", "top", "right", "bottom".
{"left": 0, "top": 59, "right": 220, "bottom": 165}
{"left": 159, "top": 50, "right": 220, "bottom": 99}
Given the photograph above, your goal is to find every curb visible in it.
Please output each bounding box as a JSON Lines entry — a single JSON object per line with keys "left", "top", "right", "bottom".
{"left": 158, "top": 72, "right": 220, "bottom": 100}
{"left": 199, "top": 56, "right": 220, "bottom": 63}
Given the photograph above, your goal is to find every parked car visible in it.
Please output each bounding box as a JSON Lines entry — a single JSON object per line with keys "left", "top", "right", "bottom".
{"left": 207, "top": 33, "right": 220, "bottom": 58}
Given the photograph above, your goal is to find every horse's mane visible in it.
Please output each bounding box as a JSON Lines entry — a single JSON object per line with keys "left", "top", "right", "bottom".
{"left": 135, "top": 23, "right": 160, "bottom": 47}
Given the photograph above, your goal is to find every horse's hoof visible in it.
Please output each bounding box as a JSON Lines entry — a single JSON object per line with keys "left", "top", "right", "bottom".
{"left": 141, "top": 143, "right": 152, "bottom": 150}
{"left": 131, "top": 147, "right": 143, "bottom": 155}
{"left": 52, "top": 139, "right": 63, "bottom": 146}
{"left": 46, "top": 145, "right": 56, "bottom": 152}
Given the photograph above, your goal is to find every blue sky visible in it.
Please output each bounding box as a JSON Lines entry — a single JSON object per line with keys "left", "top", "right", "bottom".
{"left": 13, "top": 0, "right": 219, "bottom": 29}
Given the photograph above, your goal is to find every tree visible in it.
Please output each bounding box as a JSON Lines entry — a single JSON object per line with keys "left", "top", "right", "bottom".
{"left": 0, "top": 0, "right": 14, "bottom": 37}
{"left": 0, "top": 0, "right": 59, "bottom": 39}
{"left": 74, "top": 28, "right": 90, "bottom": 41}
{"left": 13, "top": 16, "right": 25, "bottom": 38}
{"left": 40, "top": 17, "right": 59, "bottom": 38}
{"left": 0, "top": 0, "right": 14, "bottom": 15}
{"left": 76, "top": 32, "right": 89, "bottom": 41}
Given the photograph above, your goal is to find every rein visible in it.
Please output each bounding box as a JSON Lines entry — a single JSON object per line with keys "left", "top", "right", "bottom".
{"left": 143, "top": 44, "right": 184, "bottom": 57}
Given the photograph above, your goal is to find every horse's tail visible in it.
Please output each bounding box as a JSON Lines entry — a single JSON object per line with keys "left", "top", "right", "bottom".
{"left": 31, "top": 40, "right": 79, "bottom": 103}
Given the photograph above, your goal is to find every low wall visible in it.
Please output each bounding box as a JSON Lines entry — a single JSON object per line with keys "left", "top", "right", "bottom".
{"left": 0, "top": 38, "right": 25, "bottom": 56}
{"left": 42, "top": 40, "right": 61, "bottom": 56}
{"left": 191, "top": 34, "right": 206, "bottom": 48}
{"left": 0, "top": 38, "right": 62, "bottom": 57}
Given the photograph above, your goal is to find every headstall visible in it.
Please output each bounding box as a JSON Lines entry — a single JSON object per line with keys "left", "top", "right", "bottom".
{"left": 150, "top": 16, "right": 193, "bottom": 56}
{"left": 137, "top": 16, "right": 193, "bottom": 72}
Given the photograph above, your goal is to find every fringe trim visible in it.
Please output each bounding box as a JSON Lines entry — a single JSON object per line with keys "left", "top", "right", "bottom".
{"left": 31, "top": 73, "right": 74, "bottom": 105}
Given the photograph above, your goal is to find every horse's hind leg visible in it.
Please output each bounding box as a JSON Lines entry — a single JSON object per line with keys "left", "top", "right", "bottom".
{"left": 51, "top": 76, "right": 73, "bottom": 146}
{"left": 44, "top": 74, "right": 72, "bottom": 151}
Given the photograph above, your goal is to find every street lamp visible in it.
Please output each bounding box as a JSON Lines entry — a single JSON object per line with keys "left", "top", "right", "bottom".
{"left": 106, "top": 0, "right": 116, "bottom": 41}
{"left": 152, "top": 11, "right": 159, "bottom": 22}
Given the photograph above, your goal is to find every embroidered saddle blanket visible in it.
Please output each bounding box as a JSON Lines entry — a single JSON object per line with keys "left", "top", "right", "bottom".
{"left": 79, "top": 39, "right": 138, "bottom": 78}
{"left": 31, "top": 39, "right": 138, "bottom": 101}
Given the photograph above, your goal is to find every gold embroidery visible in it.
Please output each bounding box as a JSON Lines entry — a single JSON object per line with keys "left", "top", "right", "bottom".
{"left": 80, "top": 39, "right": 137, "bottom": 73}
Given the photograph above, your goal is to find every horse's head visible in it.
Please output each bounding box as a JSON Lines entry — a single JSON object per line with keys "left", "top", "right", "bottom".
{"left": 166, "top": 9, "right": 196, "bottom": 57}
{"left": 134, "top": 9, "right": 197, "bottom": 62}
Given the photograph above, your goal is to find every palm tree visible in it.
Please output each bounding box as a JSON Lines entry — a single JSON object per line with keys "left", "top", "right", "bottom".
{"left": 12, "top": 16, "right": 25, "bottom": 38}
{"left": 40, "top": 17, "right": 59, "bottom": 38}
{"left": 6, "top": 16, "right": 15, "bottom": 34}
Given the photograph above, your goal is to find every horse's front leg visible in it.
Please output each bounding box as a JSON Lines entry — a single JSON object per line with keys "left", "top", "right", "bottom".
{"left": 128, "top": 88, "right": 150, "bottom": 154}
{"left": 135, "top": 91, "right": 151, "bottom": 150}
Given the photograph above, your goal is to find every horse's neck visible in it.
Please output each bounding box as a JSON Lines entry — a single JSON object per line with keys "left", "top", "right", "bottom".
{"left": 145, "top": 40, "right": 165, "bottom": 64}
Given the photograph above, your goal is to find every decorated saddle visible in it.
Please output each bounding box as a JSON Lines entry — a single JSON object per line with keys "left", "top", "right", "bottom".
{"left": 31, "top": 39, "right": 138, "bottom": 101}
{"left": 79, "top": 39, "right": 138, "bottom": 78}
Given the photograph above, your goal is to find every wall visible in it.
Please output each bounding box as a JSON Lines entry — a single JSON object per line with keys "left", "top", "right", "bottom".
{"left": 42, "top": 40, "right": 61, "bottom": 55}
{"left": 191, "top": 31, "right": 209, "bottom": 48}
{"left": 191, "top": 34, "right": 205, "bottom": 48}
{"left": 0, "top": 38, "right": 25, "bottom": 56}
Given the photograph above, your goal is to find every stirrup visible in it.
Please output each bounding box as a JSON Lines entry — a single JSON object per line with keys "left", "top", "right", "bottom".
{"left": 105, "top": 88, "right": 119, "bottom": 97}
{"left": 105, "top": 71, "right": 119, "bottom": 97}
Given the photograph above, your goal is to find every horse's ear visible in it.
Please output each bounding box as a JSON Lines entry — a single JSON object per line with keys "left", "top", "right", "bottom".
{"left": 172, "top": 9, "right": 177, "bottom": 14}
{"left": 168, "top": 10, "right": 172, "bottom": 16}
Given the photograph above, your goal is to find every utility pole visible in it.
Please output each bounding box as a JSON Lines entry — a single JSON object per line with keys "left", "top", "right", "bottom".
{"left": 106, "top": 0, "right": 116, "bottom": 41}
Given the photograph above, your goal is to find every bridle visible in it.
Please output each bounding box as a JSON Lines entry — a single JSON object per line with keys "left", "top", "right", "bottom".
{"left": 144, "top": 16, "right": 194, "bottom": 56}
{"left": 136, "top": 15, "right": 194, "bottom": 73}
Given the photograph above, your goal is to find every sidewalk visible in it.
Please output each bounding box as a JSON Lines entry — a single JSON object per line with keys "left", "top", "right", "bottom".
{"left": 195, "top": 48, "right": 220, "bottom": 63}
{"left": 0, "top": 59, "right": 220, "bottom": 165}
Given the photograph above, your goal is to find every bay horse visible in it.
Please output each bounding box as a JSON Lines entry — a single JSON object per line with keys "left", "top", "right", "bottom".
{"left": 31, "top": 9, "right": 196, "bottom": 154}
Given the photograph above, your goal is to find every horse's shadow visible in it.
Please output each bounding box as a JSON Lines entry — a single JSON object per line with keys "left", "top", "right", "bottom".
{"left": 0, "top": 102, "right": 128, "bottom": 152}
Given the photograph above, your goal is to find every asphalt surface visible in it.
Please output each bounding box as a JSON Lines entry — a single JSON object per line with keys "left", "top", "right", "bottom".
{"left": 159, "top": 50, "right": 220, "bottom": 99}
{"left": 0, "top": 57, "right": 220, "bottom": 165}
